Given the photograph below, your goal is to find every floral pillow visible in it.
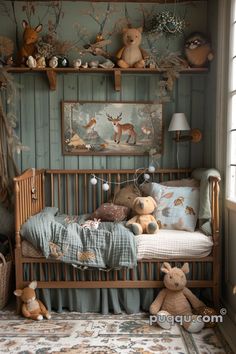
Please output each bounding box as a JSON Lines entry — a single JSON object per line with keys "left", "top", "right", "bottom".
{"left": 90, "top": 203, "right": 129, "bottom": 222}
{"left": 145, "top": 183, "right": 199, "bottom": 232}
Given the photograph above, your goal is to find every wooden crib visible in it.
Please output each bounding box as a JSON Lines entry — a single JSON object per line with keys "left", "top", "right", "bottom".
{"left": 14, "top": 168, "right": 221, "bottom": 308}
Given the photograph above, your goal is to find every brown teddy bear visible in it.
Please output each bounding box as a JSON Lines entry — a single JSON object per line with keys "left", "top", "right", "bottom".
{"left": 126, "top": 196, "right": 159, "bottom": 235}
{"left": 113, "top": 184, "right": 141, "bottom": 210}
{"left": 116, "top": 27, "right": 149, "bottom": 68}
{"left": 14, "top": 280, "right": 51, "bottom": 321}
{"left": 149, "top": 262, "right": 206, "bottom": 332}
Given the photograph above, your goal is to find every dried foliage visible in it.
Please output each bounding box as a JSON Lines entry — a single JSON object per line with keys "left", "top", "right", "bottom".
{"left": 144, "top": 11, "right": 186, "bottom": 36}
{"left": 36, "top": 37, "right": 55, "bottom": 59}
{"left": 0, "top": 36, "right": 14, "bottom": 57}
{"left": 0, "top": 69, "right": 27, "bottom": 207}
{"left": 54, "top": 39, "right": 74, "bottom": 56}
{"left": 81, "top": 3, "right": 118, "bottom": 38}
{"left": 158, "top": 52, "right": 188, "bottom": 97}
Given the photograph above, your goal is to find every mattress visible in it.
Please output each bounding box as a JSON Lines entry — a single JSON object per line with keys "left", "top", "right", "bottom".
{"left": 21, "top": 229, "right": 213, "bottom": 260}
{"left": 136, "top": 230, "right": 213, "bottom": 259}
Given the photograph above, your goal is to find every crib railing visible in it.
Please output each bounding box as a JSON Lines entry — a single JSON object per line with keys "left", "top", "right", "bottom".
{"left": 45, "top": 168, "right": 192, "bottom": 215}
{"left": 13, "top": 168, "right": 221, "bottom": 307}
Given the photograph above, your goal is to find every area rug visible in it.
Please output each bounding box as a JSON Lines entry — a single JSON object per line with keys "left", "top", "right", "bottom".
{"left": 0, "top": 310, "right": 233, "bottom": 354}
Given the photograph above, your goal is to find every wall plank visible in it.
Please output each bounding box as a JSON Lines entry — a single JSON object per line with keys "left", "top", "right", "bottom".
{"left": 13, "top": 73, "right": 208, "bottom": 172}
{"left": 120, "top": 75, "right": 136, "bottom": 169}
{"left": 92, "top": 75, "right": 107, "bottom": 169}
{"left": 64, "top": 73, "right": 79, "bottom": 169}
{"left": 106, "top": 73, "right": 121, "bottom": 169}
{"left": 49, "top": 75, "right": 64, "bottom": 169}
{"left": 13, "top": 75, "right": 22, "bottom": 169}
{"left": 34, "top": 74, "right": 50, "bottom": 169}
{"left": 176, "top": 76, "right": 192, "bottom": 168}
{"left": 78, "top": 74, "right": 93, "bottom": 169}
{"left": 20, "top": 74, "right": 36, "bottom": 169}
{"left": 191, "top": 75, "right": 206, "bottom": 168}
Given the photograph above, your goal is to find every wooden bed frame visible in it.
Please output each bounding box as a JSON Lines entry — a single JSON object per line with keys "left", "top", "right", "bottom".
{"left": 14, "top": 168, "right": 221, "bottom": 308}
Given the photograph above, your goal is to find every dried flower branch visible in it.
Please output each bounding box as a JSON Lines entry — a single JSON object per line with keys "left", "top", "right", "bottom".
{"left": 0, "top": 36, "right": 14, "bottom": 58}
{"left": 0, "top": 69, "right": 23, "bottom": 206}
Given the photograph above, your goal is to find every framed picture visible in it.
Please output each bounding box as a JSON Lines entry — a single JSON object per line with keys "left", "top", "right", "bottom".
{"left": 61, "top": 101, "right": 163, "bottom": 156}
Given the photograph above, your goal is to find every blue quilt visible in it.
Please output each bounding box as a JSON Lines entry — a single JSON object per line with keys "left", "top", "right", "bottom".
{"left": 20, "top": 208, "right": 137, "bottom": 268}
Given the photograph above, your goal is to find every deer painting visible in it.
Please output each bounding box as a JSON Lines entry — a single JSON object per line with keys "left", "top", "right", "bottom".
{"left": 106, "top": 113, "right": 137, "bottom": 144}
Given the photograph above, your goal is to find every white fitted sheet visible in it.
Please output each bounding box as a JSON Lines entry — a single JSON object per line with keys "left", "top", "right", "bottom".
{"left": 136, "top": 229, "right": 213, "bottom": 260}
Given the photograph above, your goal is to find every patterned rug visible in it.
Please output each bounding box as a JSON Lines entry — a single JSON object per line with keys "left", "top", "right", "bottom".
{"left": 0, "top": 309, "right": 233, "bottom": 354}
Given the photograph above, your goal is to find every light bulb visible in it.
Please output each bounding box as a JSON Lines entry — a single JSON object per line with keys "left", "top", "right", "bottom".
{"left": 148, "top": 165, "right": 155, "bottom": 173}
{"left": 144, "top": 173, "right": 150, "bottom": 180}
{"left": 102, "top": 182, "right": 110, "bottom": 191}
{"left": 90, "top": 177, "right": 97, "bottom": 185}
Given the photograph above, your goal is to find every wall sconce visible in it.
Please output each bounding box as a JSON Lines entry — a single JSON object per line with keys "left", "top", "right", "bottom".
{"left": 168, "top": 113, "right": 202, "bottom": 143}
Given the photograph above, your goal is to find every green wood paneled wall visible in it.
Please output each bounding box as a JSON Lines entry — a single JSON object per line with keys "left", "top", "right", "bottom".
{"left": 0, "top": 1, "right": 212, "bottom": 171}
{"left": 14, "top": 72, "right": 208, "bottom": 172}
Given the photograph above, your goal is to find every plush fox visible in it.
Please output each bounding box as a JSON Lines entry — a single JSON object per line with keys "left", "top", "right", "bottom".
{"left": 14, "top": 281, "right": 51, "bottom": 321}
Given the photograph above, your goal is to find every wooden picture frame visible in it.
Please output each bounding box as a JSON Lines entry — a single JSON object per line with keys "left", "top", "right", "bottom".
{"left": 61, "top": 101, "right": 163, "bottom": 156}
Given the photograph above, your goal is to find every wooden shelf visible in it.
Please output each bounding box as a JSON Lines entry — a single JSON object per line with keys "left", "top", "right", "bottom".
{"left": 33, "top": 0, "right": 205, "bottom": 2}
{"left": 5, "top": 67, "right": 209, "bottom": 91}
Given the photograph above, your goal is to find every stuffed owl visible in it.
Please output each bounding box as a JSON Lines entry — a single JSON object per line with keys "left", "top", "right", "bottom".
{"left": 184, "top": 32, "right": 213, "bottom": 67}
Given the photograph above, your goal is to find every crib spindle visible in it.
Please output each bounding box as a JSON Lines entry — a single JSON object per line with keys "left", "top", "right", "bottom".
{"left": 48, "top": 263, "right": 51, "bottom": 282}
{"left": 84, "top": 175, "right": 88, "bottom": 213}
{"left": 50, "top": 174, "right": 54, "bottom": 207}
{"left": 75, "top": 174, "right": 78, "bottom": 214}
{"left": 58, "top": 174, "right": 61, "bottom": 211}
{"left": 66, "top": 174, "right": 69, "bottom": 214}
{"left": 101, "top": 173, "right": 104, "bottom": 205}
{"left": 72, "top": 266, "right": 76, "bottom": 281}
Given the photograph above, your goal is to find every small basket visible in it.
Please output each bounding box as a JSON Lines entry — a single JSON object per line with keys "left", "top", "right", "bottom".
{"left": 0, "top": 252, "right": 13, "bottom": 310}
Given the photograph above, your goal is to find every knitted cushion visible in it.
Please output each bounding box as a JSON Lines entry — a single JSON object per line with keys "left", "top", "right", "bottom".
{"left": 91, "top": 203, "right": 129, "bottom": 222}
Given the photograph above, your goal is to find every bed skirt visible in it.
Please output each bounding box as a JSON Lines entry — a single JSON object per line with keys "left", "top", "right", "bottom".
{"left": 23, "top": 262, "right": 212, "bottom": 313}
{"left": 37, "top": 288, "right": 156, "bottom": 314}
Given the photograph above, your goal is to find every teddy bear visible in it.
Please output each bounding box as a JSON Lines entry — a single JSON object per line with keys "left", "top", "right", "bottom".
{"left": 126, "top": 196, "right": 159, "bottom": 235}
{"left": 14, "top": 280, "right": 51, "bottom": 321}
{"left": 17, "top": 20, "right": 43, "bottom": 65}
{"left": 116, "top": 27, "right": 149, "bottom": 68}
{"left": 114, "top": 184, "right": 141, "bottom": 210}
{"left": 149, "top": 262, "right": 207, "bottom": 333}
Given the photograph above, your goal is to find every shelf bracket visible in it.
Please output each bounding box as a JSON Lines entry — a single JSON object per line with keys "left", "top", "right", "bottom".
{"left": 46, "top": 70, "right": 57, "bottom": 90}
{"left": 114, "top": 69, "right": 121, "bottom": 91}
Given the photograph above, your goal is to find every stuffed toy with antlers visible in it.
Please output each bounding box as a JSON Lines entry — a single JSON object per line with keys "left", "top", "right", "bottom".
{"left": 14, "top": 281, "right": 51, "bottom": 321}
{"left": 17, "top": 20, "right": 42, "bottom": 65}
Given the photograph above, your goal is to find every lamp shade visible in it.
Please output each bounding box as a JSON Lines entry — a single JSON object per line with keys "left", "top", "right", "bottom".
{"left": 168, "top": 113, "right": 190, "bottom": 132}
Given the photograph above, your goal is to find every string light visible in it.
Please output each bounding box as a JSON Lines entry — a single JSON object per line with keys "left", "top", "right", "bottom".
{"left": 144, "top": 173, "right": 151, "bottom": 181}
{"left": 90, "top": 168, "right": 153, "bottom": 192}
{"left": 148, "top": 164, "right": 156, "bottom": 173}
{"left": 90, "top": 176, "right": 98, "bottom": 185}
{"left": 102, "top": 182, "right": 110, "bottom": 191}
